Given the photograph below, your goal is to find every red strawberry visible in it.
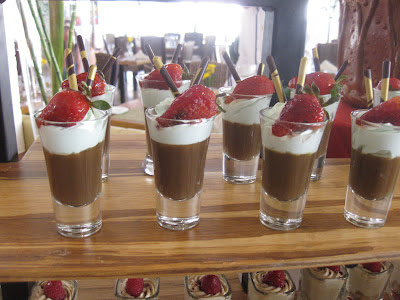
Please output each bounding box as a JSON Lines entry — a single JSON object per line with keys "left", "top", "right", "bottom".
{"left": 61, "top": 72, "right": 106, "bottom": 97}
{"left": 360, "top": 96, "right": 400, "bottom": 126}
{"left": 362, "top": 262, "right": 382, "bottom": 273}
{"left": 289, "top": 72, "right": 335, "bottom": 95}
{"left": 326, "top": 266, "right": 341, "bottom": 273}
{"left": 377, "top": 77, "right": 400, "bottom": 91}
{"left": 233, "top": 75, "right": 275, "bottom": 96}
{"left": 126, "top": 278, "right": 144, "bottom": 297}
{"left": 262, "top": 270, "right": 286, "bottom": 288}
{"left": 43, "top": 281, "right": 66, "bottom": 300}
{"left": 158, "top": 85, "right": 217, "bottom": 127}
{"left": 142, "top": 63, "right": 183, "bottom": 90}
{"left": 272, "top": 94, "right": 325, "bottom": 137}
{"left": 200, "top": 275, "right": 222, "bottom": 295}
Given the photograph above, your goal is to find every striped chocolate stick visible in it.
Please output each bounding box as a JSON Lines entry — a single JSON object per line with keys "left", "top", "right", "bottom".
{"left": 77, "top": 35, "right": 89, "bottom": 72}
{"left": 171, "top": 44, "right": 183, "bottom": 64}
{"left": 86, "top": 65, "right": 97, "bottom": 92}
{"left": 192, "top": 56, "right": 210, "bottom": 86}
{"left": 101, "top": 48, "right": 122, "bottom": 74}
{"left": 364, "top": 69, "right": 373, "bottom": 108}
{"left": 152, "top": 56, "right": 180, "bottom": 98}
{"left": 296, "top": 57, "right": 308, "bottom": 94}
{"left": 334, "top": 60, "right": 349, "bottom": 81}
{"left": 312, "top": 47, "right": 320, "bottom": 72}
{"left": 222, "top": 51, "right": 241, "bottom": 83}
{"left": 266, "top": 56, "right": 286, "bottom": 103}
{"left": 380, "top": 60, "right": 391, "bottom": 102}
{"left": 257, "top": 63, "right": 265, "bottom": 76}
{"left": 64, "top": 48, "right": 78, "bottom": 91}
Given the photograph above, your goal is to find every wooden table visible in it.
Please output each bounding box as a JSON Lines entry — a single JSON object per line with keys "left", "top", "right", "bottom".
{"left": 0, "top": 133, "right": 400, "bottom": 284}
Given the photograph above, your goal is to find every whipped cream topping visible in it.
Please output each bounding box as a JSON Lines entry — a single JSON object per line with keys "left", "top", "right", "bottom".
{"left": 140, "top": 81, "right": 190, "bottom": 108}
{"left": 116, "top": 278, "right": 158, "bottom": 298}
{"left": 310, "top": 267, "right": 344, "bottom": 279}
{"left": 30, "top": 280, "right": 76, "bottom": 300}
{"left": 252, "top": 272, "right": 294, "bottom": 294}
{"left": 186, "top": 275, "right": 229, "bottom": 298}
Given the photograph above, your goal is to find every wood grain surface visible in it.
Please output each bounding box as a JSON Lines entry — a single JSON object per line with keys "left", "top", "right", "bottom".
{"left": 0, "top": 133, "right": 399, "bottom": 282}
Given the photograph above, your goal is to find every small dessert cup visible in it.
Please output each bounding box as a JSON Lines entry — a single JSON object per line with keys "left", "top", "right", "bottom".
{"left": 220, "top": 87, "right": 272, "bottom": 184}
{"left": 114, "top": 278, "right": 160, "bottom": 299}
{"left": 390, "top": 260, "right": 400, "bottom": 296}
{"left": 184, "top": 274, "right": 232, "bottom": 300}
{"left": 259, "top": 106, "right": 327, "bottom": 230}
{"left": 145, "top": 107, "right": 215, "bottom": 230}
{"left": 373, "top": 88, "right": 400, "bottom": 107}
{"left": 137, "top": 74, "right": 190, "bottom": 176}
{"left": 248, "top": 271, "right": 296, "bottom": 300}
{"left": 299, "top": 267, "right": 348, "bottom": 300}
{"left": 30, "top": 280, "right": 78, "bottom": 300}
{"left": 344, "top": 110, "right": 400, "bottom": 228}
{"left": 346, "top": 262, "right": 393, "bottom": 300}
{"left": 34, "top": 110, "right": 108, "bottom": 238}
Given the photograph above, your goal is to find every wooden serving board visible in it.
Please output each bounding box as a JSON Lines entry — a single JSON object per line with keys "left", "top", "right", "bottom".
{"left": 0, "top": 133, "right": 399, "bottom": 282}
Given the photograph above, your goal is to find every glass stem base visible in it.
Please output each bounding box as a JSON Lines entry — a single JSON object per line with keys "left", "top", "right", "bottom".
{"left": 222, "top": 153, "right": 258, "bottom": 184}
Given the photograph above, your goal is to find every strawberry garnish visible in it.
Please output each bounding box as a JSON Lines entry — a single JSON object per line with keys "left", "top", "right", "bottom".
{"left": 142, "top": 63, "right": 183, "bottom": 90}
{"left": 326, "top": 265, "right": 341, "bottom": 273}
{"left": 377, "top": 77, "right": 400, "bottom": 91}
{"left": 158, "top": 85, "right": 217, "bottom": 127}
{"left": 200, "top": 275, "right": 222, "bottom": 295}
{"left": 43, "top": 281, "right": 66, "bottom": 300}
{"left": 362, "top": 262, "right": 382, "bottom": 273}
{"left": 262, "top": 270, "right": 286, "bottom": 288}
{"left": 360, "top": 97, "right": 400, "bottom": 126}
{"left": 126, "top": 278, "right": 144, "bottom": 297}
{"left": 61, "top": 72, "right": 106, "bottom": 97}
{"left": 233, "top": 75, "right": 275, "bottom": 96}
{"left": 289, "top": 72, "right": 335, "bottom": 95}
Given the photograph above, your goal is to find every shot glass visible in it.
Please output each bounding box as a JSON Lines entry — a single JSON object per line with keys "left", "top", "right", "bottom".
{"left": 248, "top": 271, "right": 296, "bottom": 300}
{"left": 114, "top": 278, "right": 160, "bottom": 299}
{"left": 344, "top": 110, "right": 400, "bottom": 228}
{"left": 346, "top": 262, "right": 393, "bottom": 300}
{"left": 373, "top": 88, "right": 400, "bottom": 107}
{"left": 391, "top": 261, "right": 400, "bottom": 297}
{"left": 299, "top": 267, "right": 348, "bottom": 300}
{"left": 184, "top": 274, "right": 232, "bottom": 300}
{"left": 259, "top": 106, "right": 327, "bottom": 230}
{"left": 35, "top": 110, "right": 108, "bottom": 238}
{"left": 30, "top": 280, "right": 77, "bottom": 300}
{"left": 145, "top": 107, "right": 215, "bottom": 230}
{"left": 137, "top": 74, "right": 190, "bottom": 176}
{"left": 220, "top": 88, "right": 272, "bottom": 184}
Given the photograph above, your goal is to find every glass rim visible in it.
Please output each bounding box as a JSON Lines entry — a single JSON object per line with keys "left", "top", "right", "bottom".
{"left": 145, "top": 106, "right": 216, "bottom": 124}
{"left": 303, "top": 267, "right": 348, "bottom": 282}
{"left": 184, "top": 274, "right": 232, "bottom": 298}
{"left": 114, "top": 278, "right": 160, "bottom": 299}
{"left": 136, "top": 73, "right": 191, "bottom": 84}
{"left": 351, "top": 109, "right": 400, "bottom": 130}
{"left": 105, "top": 84, "right": 117, "bottom": 92}
{"left": 249, "top": 271, "right": 296, "bottom": 295}
{"left": 34, "top": 109, "right": 109, "bottom": 126}
{"left": 260, "top": 107, "right": 328, "bottom": 127}
{"left": 354, "top": 262, "right": 394, "bottom": 276}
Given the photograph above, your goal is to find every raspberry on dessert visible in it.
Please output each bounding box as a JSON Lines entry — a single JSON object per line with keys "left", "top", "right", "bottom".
{"left": 143, "top": 63, "right": 183, "bottom": 89}
{"left": 377, "top": 77, "right": 400, "bottom": 91}
{"left": 360, "top": 96, "right": 400, "bottom": 126}
{"left": 61, "top": 72, "right": 106, "bottom": 97}
{"left": 200, "top": 275, "right": 222, "bottom": 295}
{"left": 289, "top": 72, "right": 335, "bottom": 95}
{"left": 362, "top": 262, "right": 382, "bottom": 273}
{"left": 262, "top": 270, "right": 286, "bottom": 288}
{"left": 326, "top": 265, "right": 341, "bottom": 273}
{"left": 43, "top": 281, "right": 66, "bottom": 300}
{"left": 233, "top": 75, "right": 275, "bottom": 96}
{"left": 126, "top": 278, "right": 144, "bottom": 297}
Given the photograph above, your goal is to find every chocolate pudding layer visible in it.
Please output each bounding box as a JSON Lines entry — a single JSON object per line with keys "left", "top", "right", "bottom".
{"left": 44, "top": 142, "right": 104, "bottom": 207}
{"left": 316, "top": 120, "right": 333, "bottom": 157}
{"left": 223, "top": 119, "right": 261, "bottom": 160}
{"left": 144, "top": 107, "right": 153, "bottom": 156}
{"left": 262, "top": 147, "right": 316, "bottom": 201}
{"left": 349, "top": 148, "right": 400, "bottom": 200}
{"left": 152, "top": 139, "right": 210, "bottom": 200}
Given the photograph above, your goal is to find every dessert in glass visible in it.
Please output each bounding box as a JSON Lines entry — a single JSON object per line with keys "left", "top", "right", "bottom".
{"left": 259, "top": 95, "right": 327, "bottom": 230}
{"left": 344, "top": 98, "right": 400, "bottom": 228}
{"left": 145, "top": 85, "right": 217, "bottom": 230}
{"left": 30, "top": 280, "right": 77, "bottom": 300}
{"left": 299, "top": 266, "right": 348, "bottom": 300}
{"left": 136, "top": 64, "right": 191, "bottom": 176}
{"left": 346, "top": 262, "right": 393, "bottom": 300}
{"left": 248, "top": 270, "right": 296, "bottom": 299}
{"left": 391, "top": 260, "right": 400, "bottom": 297}
{"left": 114, "top": 278, "right": 160, "bottom": 299}
{"left": 373, "top": 77, "right": 400, "bottom": 107}
{"left": 220, "top": 75, "right": 274, "bottom": 184}
{"left": 184, "top": 274, "right": 232, "bottom": 299}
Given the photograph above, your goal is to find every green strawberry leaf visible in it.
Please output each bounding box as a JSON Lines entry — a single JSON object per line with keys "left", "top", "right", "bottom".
{"left": 311, "top": 82, "right": 320, "bottom": 100}
{"left": 283, "top": 86, "right": 291, "bottom": 101}
{"left": 182, "top": 64, "right": 193, "bottom": 81}
{"left": 335, "top": 74, "right": 347, "bottom": 84}
{"left": 304, "top": 84, "right": 313, "bottom": 96}
{"left": 92, "top": 100, "right": 111, "bottom": 110}
{"left": 323, "top": 108, "right": 330, "bottom": 121}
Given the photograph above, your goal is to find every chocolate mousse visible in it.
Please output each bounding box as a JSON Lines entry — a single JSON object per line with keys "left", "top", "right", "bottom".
{"left": 248, "top": 271, "right": 296, "bottom": 300}
{"left": 115, "top": 278, "right": 159, "bottom": 299}
{"left": 184, "top": 275, "right": 232, "bottom": 299}
{"left": 30, "top": 280, "right": 77, "bottom": 300}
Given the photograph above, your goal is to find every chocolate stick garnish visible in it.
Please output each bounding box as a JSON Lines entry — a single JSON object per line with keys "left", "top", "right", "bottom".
{"left": 144, "top": 43, "right": 155, "bottom": 61}
{"left": 64, "top": 48, "right": 78, "bottom": 91}
{"left": 364, "top": 69, "right": 374, "bottom": 108}
{"left": 77, "top": 35, "right": 89, "bottom": 73}
{"left": 152, "top": 56, "right": 180, "bottom": 98}
{"left": 257, "top": 63, "right": 265, "bottom": 76}
{"left": 296, "top": 57, "right": 308, "bottom": 94}
{"left": 312, "top": 47, "right": 320, "bottom": 72}
{"left": 192, "top": 56, "right": 210, "bottom": 86}
{"left": 266, "top": 56, "right": 286, "bottom": 103}
{"left": 380, "top": 60, "right": 391, "bottom": 103}
{"left": 222, "top": 51, "right": 241, "bottom": 83}
{"left": 171, "top": 44, "right": 183, "bottom": 64}
{"left": 101, "top": 48, "right": 121, "bottom": 74}
{"left": 86, "top": 65, "right": 97, "bottom": 93}
{"left": 334, "top": 60, "right": 348, "bottom": 81}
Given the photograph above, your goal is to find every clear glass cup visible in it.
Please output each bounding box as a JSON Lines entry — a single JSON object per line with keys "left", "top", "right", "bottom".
{"left": 114, "top": 278, "right": 160, "bottom": 299}
{"left": 373, "top": 88, "right": 400, "bottom": 107}
{"left": 145, "top": 107, "right": 215, "bottom": 230}
{"left": 219, "top": 87, "right": 272, "bottom": 184}
{"left": 346, "top": 262, "right": 393, "bottom": 300}
{"left": 259, "top": 106, "right": 327, "bottom": 230}
{"left": 34, "top": 110, "right": 108, "bottom": 238}
{"left": 248, "top": 271, "right": 296, "bottom": 300}
{"left": 391, "top": 260, "right": 400, "bottom": 297}
{"left": 344, "top": 110, "right": 400, "bottom": 228}
{"left": 299, "top": 267, "right": 348, "bottom": 300}
{"left": 184, "top": 274, "right": 232, "bottom": 299}
{"left": 136, "top": 74, "right": 190, "bottom": 176}
{"left": 30, "top": 280, "right": 78, "bottom": 300}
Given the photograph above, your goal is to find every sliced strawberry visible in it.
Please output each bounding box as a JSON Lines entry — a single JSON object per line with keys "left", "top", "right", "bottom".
{"left": 262, "top": 270, "right": 286, "bottom": 288}
{"left": 158, "top": 85, "right": 217, "bottom": 127}
{"left": 61, "top": 72, "right": 106, "bottom": 97}
{"left": 360, "top": 96, "right": 400, "bottom": 126}
{"left": 233, "top": 75, "right": 275, "bottom": 96}
{"left": 377, "top": 77, "right": 400, "bottom": 91}
{"left": 43, "top": 281, "right": 66, "bottom": 300}
{"left": 126, "top": 278, "right": 144, "bottom": 297}
{"left": 362, "top": 262, "right": 382, "bottom": 273}
{"left": 142, "top": 63, "right": 183, "bottom": 90}
{"left": 200, "top": 275, "right": 222, "bottom": 295}
{"left": 326, "top": 266, "right": 341, "bottom": 273}
{"left": 289, "top": 72, "right": 335, "bottom": 95}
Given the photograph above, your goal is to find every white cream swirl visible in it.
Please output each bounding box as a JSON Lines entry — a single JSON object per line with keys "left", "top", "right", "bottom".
{"left": 252, "top": 272, "right": 293, "bottom": 293}
{"left": 310, "top": 267, "right": 344, "bottom": 279}
{"left": 30, "top": 280, "right": 76, "bottom": 300}
{"left": 186, "top": 275, "right": 229, "bottom": 298}
{"left": 116, "top": 278, "right": 158, "bottom": 298}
